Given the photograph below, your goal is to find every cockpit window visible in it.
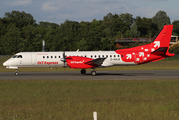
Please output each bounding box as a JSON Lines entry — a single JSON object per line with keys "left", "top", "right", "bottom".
{"left": 17, "top": 55, "right": 22, "bottom": 58}
{"left": 12, "top": 55, "right": 17, "bottom": 58}
{"left": 12, "top": 55, "right": 23, "bottom": 58}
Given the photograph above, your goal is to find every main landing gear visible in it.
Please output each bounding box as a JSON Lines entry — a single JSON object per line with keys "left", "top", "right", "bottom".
{"left": 15, "top": 69, "right": 19, "bottom": 76}
{"left": 91, "top": 70, "right": 96, "bottom": 76}
{"left": 81, "top": 69, "right": 86, "bottom": 74}
{"left": 80, "top": 68, "right": 97, "bottom": 76}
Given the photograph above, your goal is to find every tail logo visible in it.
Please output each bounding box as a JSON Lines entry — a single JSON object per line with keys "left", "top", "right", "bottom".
{"left": 154, "top": 41, "right": 160, "bottom": 48}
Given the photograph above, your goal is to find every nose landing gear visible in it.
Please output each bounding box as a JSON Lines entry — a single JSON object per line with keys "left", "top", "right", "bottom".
{"left": 15, "top": 69, "right": 19, "bottom": 76}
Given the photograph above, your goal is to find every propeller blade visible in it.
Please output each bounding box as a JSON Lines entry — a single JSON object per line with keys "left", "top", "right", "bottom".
{"left": 63, "top": 50, "right": 66, "bottom": 67}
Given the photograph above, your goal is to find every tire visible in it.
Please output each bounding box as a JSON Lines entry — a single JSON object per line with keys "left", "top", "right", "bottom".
{"left": 91, "top": 71, "right": 96, "bottom": 76}
{"left": 81, "top": 69, "right": 86, "bottom": 74}
{"left": 15, "top": 72, "right": 19, "bottom": 76}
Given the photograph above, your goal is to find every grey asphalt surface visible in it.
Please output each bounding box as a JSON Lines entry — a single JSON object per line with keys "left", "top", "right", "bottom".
{"left": 0, "top": 70, "right": 179, "bottom": 80}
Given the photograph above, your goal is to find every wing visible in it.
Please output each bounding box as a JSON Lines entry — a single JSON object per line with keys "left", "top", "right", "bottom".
{"left": 84, "top": 58, "right": 106, "bottom": 66}
{"left": 66, "top": 56, "right": 106, "bottom": 69}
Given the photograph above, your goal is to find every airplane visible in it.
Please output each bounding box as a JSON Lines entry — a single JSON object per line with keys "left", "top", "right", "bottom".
{"left": 3, "top": 25, "right": 175, "bottom": 76}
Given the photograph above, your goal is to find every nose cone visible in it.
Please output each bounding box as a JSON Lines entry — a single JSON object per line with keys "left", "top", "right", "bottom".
{"left": 3, "top": 59, "right": 11, "bottom": 66}
{"left": 3, "top": 59, "right": 18, "bottom": 69}
{"left": 3, "top": 61, "right": 8, "bottom": 66}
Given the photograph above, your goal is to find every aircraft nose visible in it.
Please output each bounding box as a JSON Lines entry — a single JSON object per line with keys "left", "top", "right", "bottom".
{"left": 3, "top": 61, "right": 9, "bottom": 66}
{"left": 3, "top": 61, "right": 7, "bottom": 66}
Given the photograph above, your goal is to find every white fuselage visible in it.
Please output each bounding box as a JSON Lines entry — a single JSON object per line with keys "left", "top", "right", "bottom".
{"left": 3, "top": 51, "right": 135, "bottom": 69}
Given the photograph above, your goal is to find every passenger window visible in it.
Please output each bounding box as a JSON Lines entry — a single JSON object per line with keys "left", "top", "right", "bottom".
{"left": 118, "top": 55, "right": 120, "bottom": 57}
{"left": 91, "top": 55, "right": 93, "bottom": 58}
{"left": 114, "top": 55, "right": 116, "bottom": 57}
{"left": 98, "top": 55, "right": 100, "bottom": 58}
{"left": 106, "top": 55, "right": 108, "bottom": 58}
{"left": 59, "top": 56, "right": 60, "bottom": 58}
{"left": 51, "top": 56, "right": 53, "bottom": 58}
{"left": 110, "top": 55, "right": 112, "bottom": 57}
{"left": 47, "top": 56, "right": 49, "bottom": 58}
{"left": 43, "top": 56, "right": 45, "bottom": 59}
{"left": 95, "top": 55, "right": 96, "bottom": 58}
{"left": 102, "top": 55, "right": 104, "bottom": 57}
{"left": 55, "top": 56, "right": 57, "bottom": 58}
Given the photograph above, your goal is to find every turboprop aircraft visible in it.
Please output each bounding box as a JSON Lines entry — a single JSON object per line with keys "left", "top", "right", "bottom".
{"left": 3, "top": 25, "right": 175, "bottom": 76}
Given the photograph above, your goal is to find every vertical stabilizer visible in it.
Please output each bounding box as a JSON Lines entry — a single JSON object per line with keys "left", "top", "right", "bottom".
{"left": 150, "top": 25, "right": 174, "bottom": 56}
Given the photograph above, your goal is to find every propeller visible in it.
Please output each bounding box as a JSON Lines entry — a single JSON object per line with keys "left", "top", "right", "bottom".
{"left": 60, "top": 50, "right": 72, "bottom": 68}
{"left": 60, "top": 50, "right": 67, "bottom": 67}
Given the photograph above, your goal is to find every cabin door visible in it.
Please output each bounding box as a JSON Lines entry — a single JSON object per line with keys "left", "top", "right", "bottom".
{"left": 31, "top": 53, "right": 36, "bottom": 65}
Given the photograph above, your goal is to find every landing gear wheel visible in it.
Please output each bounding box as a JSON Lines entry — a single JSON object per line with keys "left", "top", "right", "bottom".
{"left": 81, "top": 69, "right": 86, "bottom": 74}
{"left": 15, "top": 69, "right": 19, "bottom": 76}
{"left": 15, "top": 72, "right": 19, "bottom": 76}
{"left": 91, "top": 71, "right": 96, "bottom": 76}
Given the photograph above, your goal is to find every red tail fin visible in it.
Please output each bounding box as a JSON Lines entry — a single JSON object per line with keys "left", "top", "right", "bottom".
{"left": 115, "top": 25, "right": 174, "bottom": 63}
{"left": 150, "top": 25, "right": 173, "bottom": 56}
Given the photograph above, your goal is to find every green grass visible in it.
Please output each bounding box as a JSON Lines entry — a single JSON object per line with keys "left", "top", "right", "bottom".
{"left": 0, "top": 79, "right": 179, "bottom": 120}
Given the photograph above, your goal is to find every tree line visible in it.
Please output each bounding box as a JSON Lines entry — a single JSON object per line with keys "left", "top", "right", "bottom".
{"left": 0, "top": 10, "right": 179, "bottom": 55}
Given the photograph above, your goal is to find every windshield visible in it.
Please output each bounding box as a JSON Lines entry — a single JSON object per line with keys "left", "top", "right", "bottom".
{"left": 12, "top": 55, "right": 17, "bottom": 58}
{"left": 17, "top": 55, "right": 22, "bottom": 58}
{"left": 12, "top": 55, "right": 22, "bottom": 58}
